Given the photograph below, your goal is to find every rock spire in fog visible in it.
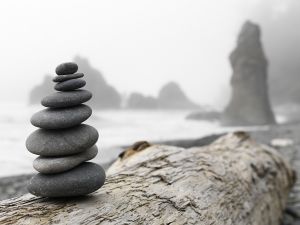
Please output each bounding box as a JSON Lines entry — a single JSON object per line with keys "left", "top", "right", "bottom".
{"left": 222, "top": 21, "right": 276, "bottom": 126}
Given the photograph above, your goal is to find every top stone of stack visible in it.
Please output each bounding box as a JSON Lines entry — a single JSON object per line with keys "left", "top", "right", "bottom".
{"left": 55, "top": 62, "right": 78, "bottom": 75}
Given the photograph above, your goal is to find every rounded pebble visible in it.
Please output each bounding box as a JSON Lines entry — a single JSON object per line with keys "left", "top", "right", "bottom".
{"left": 30, "top": 104, "right": 92, "bottom": 129}
{"left": 33, "top": 145, "right": 98, "bottom": 174}
{"left": 28, "top": 162, "right": 106, "bottom": 197}
{"left": 56, "top": 62, "right": 78, "bottom": 75}
{"left": 41, "top": 90, "right": 92, "bottom": 108}
{"left": 26, "top": 124, "right": 99, "bottom": 156}
{"left": 53, "top": 73, "right": 84, "bottom": 82}
{"left": 54, "top": 78, "right": 86, "bottom": 91}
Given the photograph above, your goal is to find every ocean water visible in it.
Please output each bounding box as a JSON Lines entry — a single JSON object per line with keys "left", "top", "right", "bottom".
{"left": 0, "top": 103, "right": 272, "bottom": 178}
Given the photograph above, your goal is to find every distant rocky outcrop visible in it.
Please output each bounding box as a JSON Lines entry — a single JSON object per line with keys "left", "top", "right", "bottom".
{"left": 127, "top": 93, "right": 158, "bottom": 109}
{"left": 126, "top": 82, "right": 199, "bottom": 110}
{"left": 73, "top": 56, "right": 121, "bottom": 109}
{"left": 29, "top": 56, "right": 121, "bottom": 109}
{"left": 157, "top": 82, "right": 198, "bottom": 109}
{"left": 221, "top": 21, "right": 276, "bottom": 126}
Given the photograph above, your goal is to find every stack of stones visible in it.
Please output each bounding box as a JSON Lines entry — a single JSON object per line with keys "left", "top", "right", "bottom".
{"left": 26, "top": 62, "right": 106, "bottom": 197}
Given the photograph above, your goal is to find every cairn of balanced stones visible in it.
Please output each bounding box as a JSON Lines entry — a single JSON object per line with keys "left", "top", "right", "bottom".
{"left": 26, "top": 62, "right": 106, "bottom": 197}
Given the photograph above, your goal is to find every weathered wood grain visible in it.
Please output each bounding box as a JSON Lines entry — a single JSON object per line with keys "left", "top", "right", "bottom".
{"left": 0, "top": 132, "right": 295, "bottom": 225}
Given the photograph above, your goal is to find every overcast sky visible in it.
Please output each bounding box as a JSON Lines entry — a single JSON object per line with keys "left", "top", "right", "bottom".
{"left": 0, "top": 0, "right": 285, "bottom": 107}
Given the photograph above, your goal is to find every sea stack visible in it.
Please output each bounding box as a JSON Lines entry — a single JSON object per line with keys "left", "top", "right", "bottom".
{"left": 26, "top": 62, "right": 106, "bottom": 197}
{"left": 221, "top": 21, "right": 276, "bottom": 126}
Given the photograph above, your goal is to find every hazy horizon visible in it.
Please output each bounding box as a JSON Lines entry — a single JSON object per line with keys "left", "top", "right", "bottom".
{"left": 0, "top": 0, "right": 292, "bottom": 109}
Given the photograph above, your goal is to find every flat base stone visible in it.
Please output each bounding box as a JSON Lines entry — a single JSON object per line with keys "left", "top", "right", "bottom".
{"left": 28, "top": 162, "right": 106, "bottom": 197}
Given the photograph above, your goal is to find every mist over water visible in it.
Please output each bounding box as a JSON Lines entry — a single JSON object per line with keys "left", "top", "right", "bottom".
{"left": 0, "top": 0, "right": 258, "bottom": 107}
{"left": 0, "top": 103, "right": 225, "bottom": 177}
{"left": 248, "top": 0, "right": 300, "bottom": 106}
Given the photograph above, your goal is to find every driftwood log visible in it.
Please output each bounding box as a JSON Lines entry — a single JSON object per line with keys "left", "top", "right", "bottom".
{"left": 0, "top": 132, "right": 295, "bottom": 225}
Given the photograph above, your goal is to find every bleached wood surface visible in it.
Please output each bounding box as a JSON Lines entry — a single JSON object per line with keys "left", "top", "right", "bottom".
{"left": 0, "top": 132, "right": 295, "bottom": 225}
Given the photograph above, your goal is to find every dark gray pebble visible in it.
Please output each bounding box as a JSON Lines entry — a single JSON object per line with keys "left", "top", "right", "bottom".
{"left": 30, "top": 104, "right": 92, "bottom": 129}
{"left": 56, "top": 62, "right": 78, "bottom": 75}
{"left": 53, "top": 73, "right": 84, "bottom": 82}
{"left": 41, "top": 90, "right": 92, "bottom": 108}
{"left": 33, "top": 145, "right": 98, "bottom": 174}
{"left": 28, "top": 162, "right": 106, "bottom": 197}
{"left": 54, "top": 78, "right": 86, "bottom": 91}
{"left": 26, "top": 124, "right": 99, "bottom": 156}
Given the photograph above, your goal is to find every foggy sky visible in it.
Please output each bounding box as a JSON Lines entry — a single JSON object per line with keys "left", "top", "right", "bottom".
{"left": 0, "top": 0, "right": 285, "bottom": 108}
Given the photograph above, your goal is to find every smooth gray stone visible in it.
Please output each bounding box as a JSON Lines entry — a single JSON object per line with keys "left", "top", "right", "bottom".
{"left": 26, "top": 124, "right": 99, "bottom": 156}
{"left": 41, "top": 90, "right": 92, "bottom": 108}
{"left": 33, "top": 145, "right": 98, "bottom": 174}
{"left": 28, "top": 162, "right": 106, "bottom": 197}
{"left": 53, "top": 73, "right": 84, "bottom": 82}
{"left": 31, "top": 104, "right": 92, "bottom": 129}
{"left": 56, "top": 62, "right": 78, "bottom": 75}
{"left": 54, "top": 79, "right": 86, "bottom": 92}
